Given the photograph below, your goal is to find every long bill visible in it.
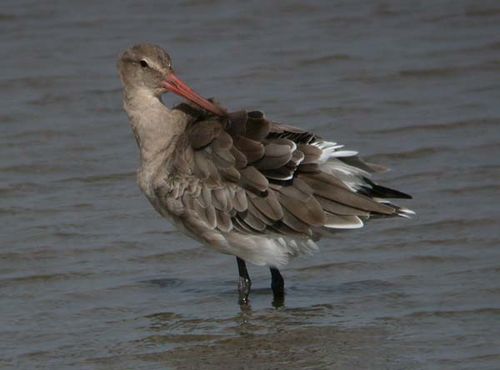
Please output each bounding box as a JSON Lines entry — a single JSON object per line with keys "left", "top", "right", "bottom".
{"left": 162, "top": 73, "right": 226, "bottom": 117}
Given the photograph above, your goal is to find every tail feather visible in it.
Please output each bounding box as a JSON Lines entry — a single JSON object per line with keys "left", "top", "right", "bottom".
{"left": 361, "top": 178, "right": 412, "bottom": 199}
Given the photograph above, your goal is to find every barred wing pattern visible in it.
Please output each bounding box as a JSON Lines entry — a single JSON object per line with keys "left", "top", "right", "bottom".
{"left": 154, "top": 104, "right": 413, "bottom": 266}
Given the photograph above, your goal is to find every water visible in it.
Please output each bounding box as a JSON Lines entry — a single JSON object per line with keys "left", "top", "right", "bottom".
{"left": 1, "top": 1, "right": 500, "bottom": 369}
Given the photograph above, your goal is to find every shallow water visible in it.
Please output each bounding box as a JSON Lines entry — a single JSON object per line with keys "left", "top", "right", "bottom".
{"left": 1, "top": 0, "right": 500, "bottom": 369}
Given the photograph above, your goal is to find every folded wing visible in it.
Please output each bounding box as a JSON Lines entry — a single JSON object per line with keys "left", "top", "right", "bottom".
{"left": 153, "top": 103, "right": 413, "bottom": 264}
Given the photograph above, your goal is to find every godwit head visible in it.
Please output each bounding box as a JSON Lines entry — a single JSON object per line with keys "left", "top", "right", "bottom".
{"left": 118, "top": 43, "right": 225, "bottom": 116}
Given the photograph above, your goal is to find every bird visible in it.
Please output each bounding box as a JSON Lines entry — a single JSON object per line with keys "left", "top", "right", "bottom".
{"left": 117, "top": 43, "right": 413, "bottom": 306}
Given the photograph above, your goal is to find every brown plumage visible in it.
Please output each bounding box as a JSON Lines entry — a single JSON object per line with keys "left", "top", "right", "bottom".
{"left": 117, "top": 43, "right": 414, "bottom": 305}
{"left": 151, "top": 101, "right": 413, "bottom": 264}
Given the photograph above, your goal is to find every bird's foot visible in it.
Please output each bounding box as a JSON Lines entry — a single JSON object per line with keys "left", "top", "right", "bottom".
{"left": 271, "top": 284, "right": 285, "bottom": 308}
{"left": 238, "top": 276, "right": 252, "bottom": 305}
{"left": 270, "top": 267, "right": 285, "bottom": 308}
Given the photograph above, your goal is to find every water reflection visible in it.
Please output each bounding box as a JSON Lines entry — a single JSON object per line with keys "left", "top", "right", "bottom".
{"left": 136, "top": 304, "right": 393, "bottom": 369}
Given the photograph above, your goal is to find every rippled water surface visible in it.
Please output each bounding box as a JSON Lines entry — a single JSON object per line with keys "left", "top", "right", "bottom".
{"left": 2, "top": 1, "right": 500, "bottom": 369}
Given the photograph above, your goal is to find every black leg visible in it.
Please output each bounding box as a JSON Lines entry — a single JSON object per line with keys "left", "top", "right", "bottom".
{"left": 236, "top": 257, "right": 251, "bottom": 305}
{"left": 270, "top": 267, "right": 285, "bottom": 307}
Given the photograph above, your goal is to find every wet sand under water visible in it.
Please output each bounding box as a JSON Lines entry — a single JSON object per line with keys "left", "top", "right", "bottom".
{"left": 133, "top": 325, "right": 393, "bottom": 370}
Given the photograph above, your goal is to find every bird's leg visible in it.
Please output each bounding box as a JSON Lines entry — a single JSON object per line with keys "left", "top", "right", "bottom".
{"left": 236, "top": 257, "right": 251, "bottom": 305}
{"left": 270, "top": 267, "right": 285, "bottom": 307}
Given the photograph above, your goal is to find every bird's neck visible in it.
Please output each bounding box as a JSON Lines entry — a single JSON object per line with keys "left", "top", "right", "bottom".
{"left": 123, "top": 88, "right": 188, "bottom": 167}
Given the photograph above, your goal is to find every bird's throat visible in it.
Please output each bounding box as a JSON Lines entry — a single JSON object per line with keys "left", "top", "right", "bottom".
{"left": 123, "top": 89, "right": 188, "bottom": 167}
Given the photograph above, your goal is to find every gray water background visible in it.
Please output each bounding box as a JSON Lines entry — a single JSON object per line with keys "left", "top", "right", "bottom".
{"left": 1, "top": 0, "right": 500, "bottom": 369}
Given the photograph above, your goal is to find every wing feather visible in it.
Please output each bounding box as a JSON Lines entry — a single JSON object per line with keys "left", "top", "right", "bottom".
{"left": 153, "top": 105, "right": 412, "bottom": 265}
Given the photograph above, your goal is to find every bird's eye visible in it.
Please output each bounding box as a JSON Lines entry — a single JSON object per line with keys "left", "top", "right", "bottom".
{"left": 140, "top": 60, "right": 149, "bottom": 68}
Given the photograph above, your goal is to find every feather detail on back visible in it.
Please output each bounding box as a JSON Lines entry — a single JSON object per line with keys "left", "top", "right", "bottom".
{"left": 150, "top": 102, "right": 413, "bottom": 266}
